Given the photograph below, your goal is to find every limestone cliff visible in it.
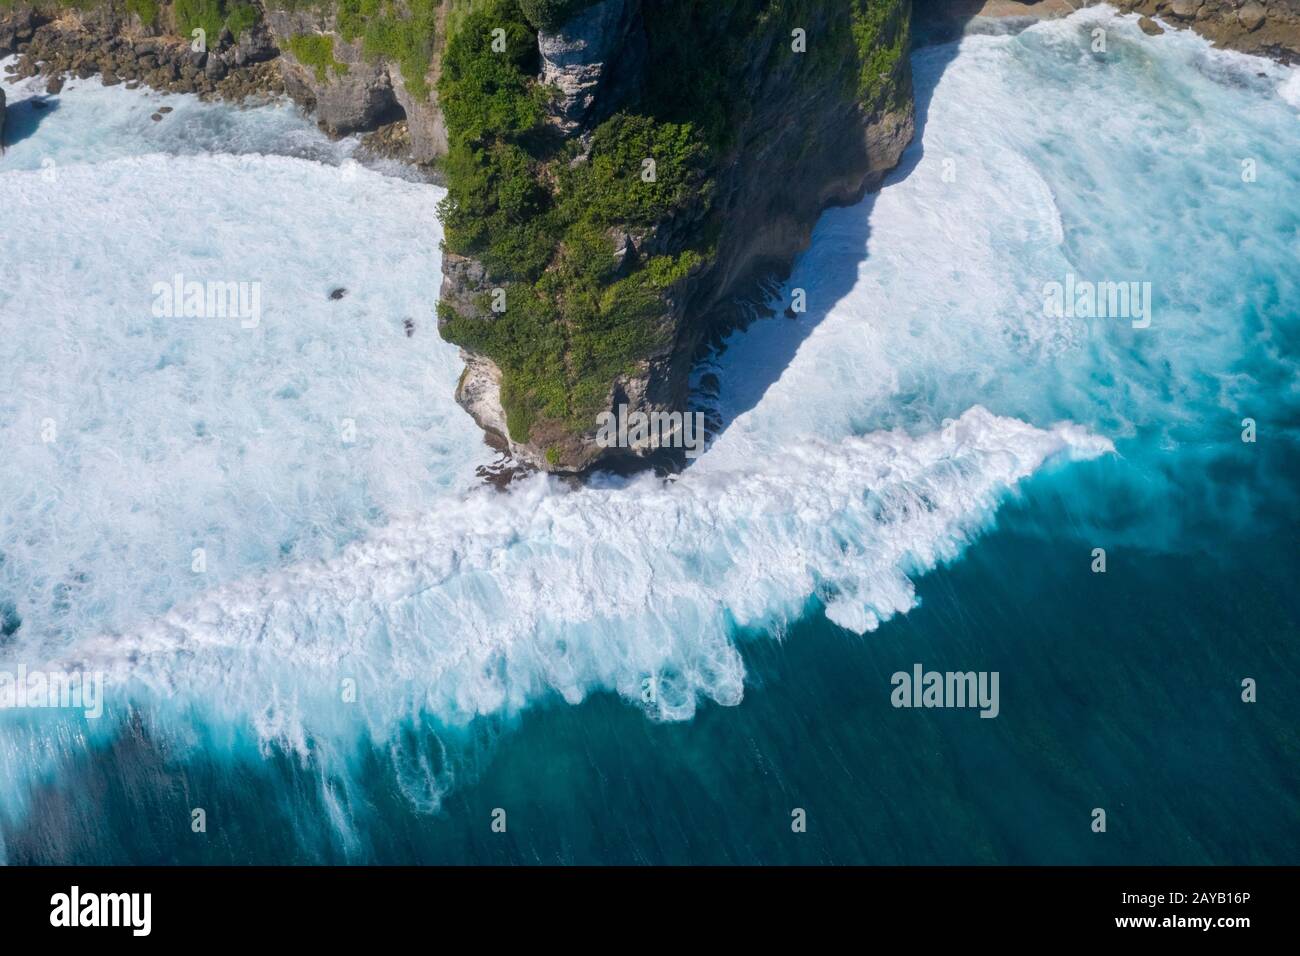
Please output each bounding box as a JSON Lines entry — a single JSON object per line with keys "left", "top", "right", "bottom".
{"left": 264, "top": 0, "right": 449, "bottom": 161}
{"left": 436, "top": 0, "right": 915, "bottom": 472}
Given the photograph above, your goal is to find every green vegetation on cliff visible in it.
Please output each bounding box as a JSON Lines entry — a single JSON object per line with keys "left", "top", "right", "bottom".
{"left": 125, "top": 0, "right": 160, "bottom": 25}
{"left": 0, "top": 0, "right": 261, "bottom": 36}
{"left": 437, "top": 0, "right": 714, "bottom": 443}
{"left": 436, "top": 0, "right": 909, "bottom": 450}
{"left": 338, "top": 0, "right": 440, "bottom": 95}
{"left": 851, "top": 0, "right": 910, "bottom": 106}
{"left": 173, "top": 0, "right": 261, "bottom": 40}
{"left": 266, "top": 0, "right": 441, "bottom": 93}
{"left": 287, "top": 32, "right": 349, "bottom": 79}
{"left": 516, "top": 0, "right": 599, "bottom": 30}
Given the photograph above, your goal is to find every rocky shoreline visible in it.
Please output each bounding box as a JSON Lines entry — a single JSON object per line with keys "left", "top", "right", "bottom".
{"left": 1113, "top": 0, "right": 1300, "bottom": 63}
{"left": 917, "top": 0, "right": 1300, "bottom": 63}
{"left": 0, "top": 7, "right": 284, "bottom": 101}
{"left": 0, "top": 3, "right": 443, "bottom": 167}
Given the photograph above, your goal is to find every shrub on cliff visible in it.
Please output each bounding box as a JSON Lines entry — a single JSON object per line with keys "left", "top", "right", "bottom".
{"left": 287, "top": 33, "right": 349, "bottom": 80}
{"left": 516, "top": 0, "right": 603, "bottom": 31}
{"left": 173, "top": 0, "right": 260, "bottom": 42}
{"left": 438, "top": 0, "right": 719, "bottom": 444}
{"left": 337, "top": 0, "right": 441, "bottom": 96}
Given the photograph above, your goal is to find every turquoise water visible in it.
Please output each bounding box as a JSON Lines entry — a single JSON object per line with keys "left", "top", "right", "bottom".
{"left": 1, "top": 10, "right": 1297, "bottom": 863}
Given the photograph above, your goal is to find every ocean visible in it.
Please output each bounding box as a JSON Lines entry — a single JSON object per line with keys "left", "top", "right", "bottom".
{"left": 1, "top": 8, "right": 1296, "bottom": 864}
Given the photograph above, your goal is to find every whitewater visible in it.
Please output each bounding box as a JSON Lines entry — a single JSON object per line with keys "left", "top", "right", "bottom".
{"left": 2, "top": 8, "right": 1298, "bottom": 845}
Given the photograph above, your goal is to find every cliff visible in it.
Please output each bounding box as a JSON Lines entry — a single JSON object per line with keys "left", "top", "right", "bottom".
{"left": 436, "top": 0, "right": 915, "bottom": 472}
{"left": 262, "top": 0, "right": 449, "bottom": 161}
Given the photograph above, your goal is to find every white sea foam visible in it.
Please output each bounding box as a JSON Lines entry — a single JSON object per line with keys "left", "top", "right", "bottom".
{"left": 0, "top": 150, "right": 490, "bottom": 645}
{"left": 48, "top": 406, "right": 1105, "bottom": 736}
{"left": 1281, "top": 70, "right": 1300, "bottom": 111}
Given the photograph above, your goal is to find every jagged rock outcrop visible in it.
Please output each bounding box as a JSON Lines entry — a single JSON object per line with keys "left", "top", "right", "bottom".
{"left": 537, "top": 0, "right": 644, "bottom": 131}
{"left": 265, "top": 6, "right": 447, "bottom": 161}
{"left": 0, "top": 5, "right": 38, "bottom": 57}
{"left": 268, "top": 9, "right": 402, "bottom": 135}
{"left": 6, "top": 0, "right": 1297, "bottom": 476}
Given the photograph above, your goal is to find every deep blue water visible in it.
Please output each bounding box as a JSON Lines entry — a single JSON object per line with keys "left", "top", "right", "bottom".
{"left": 6, "top": 444, "right": 1298, "bottom": 864}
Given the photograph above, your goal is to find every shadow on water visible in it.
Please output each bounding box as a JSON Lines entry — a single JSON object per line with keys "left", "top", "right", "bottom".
{"left": 1, "top": 93, "right": 61, "bottom": 150}
{"left": 695, "top": 1, "right": 1042, "bottom": 436}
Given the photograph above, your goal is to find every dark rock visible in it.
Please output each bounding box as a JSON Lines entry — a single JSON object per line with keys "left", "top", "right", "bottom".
{"left": 45, "top": 75, "right": 63, "bottom": 94}
{"left": 329, "top": 288, "right": 348, "bottom": 300}
{"left": 150, "top": 112, "right": 163, "bottom": 121}
{"left": 404, "top": 318, "right": 415, "bottom": 338}
{"left": 609, "top": 228, "right": 637, "bottom": 274}
{"left": 0, "top": 7, "right": 38, "bottom": 58}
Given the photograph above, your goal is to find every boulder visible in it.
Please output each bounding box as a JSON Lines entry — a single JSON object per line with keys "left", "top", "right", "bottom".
{"left": 1238, "top": 2, "right": 1267, "bottom": 32}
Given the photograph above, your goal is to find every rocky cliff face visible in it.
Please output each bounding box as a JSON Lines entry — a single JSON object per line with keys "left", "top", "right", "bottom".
{"left": 437, "top": 0, "right": 916, "bottom": 473}
{"left": 265, "top": 2, "right": 449, "bottom": 162}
